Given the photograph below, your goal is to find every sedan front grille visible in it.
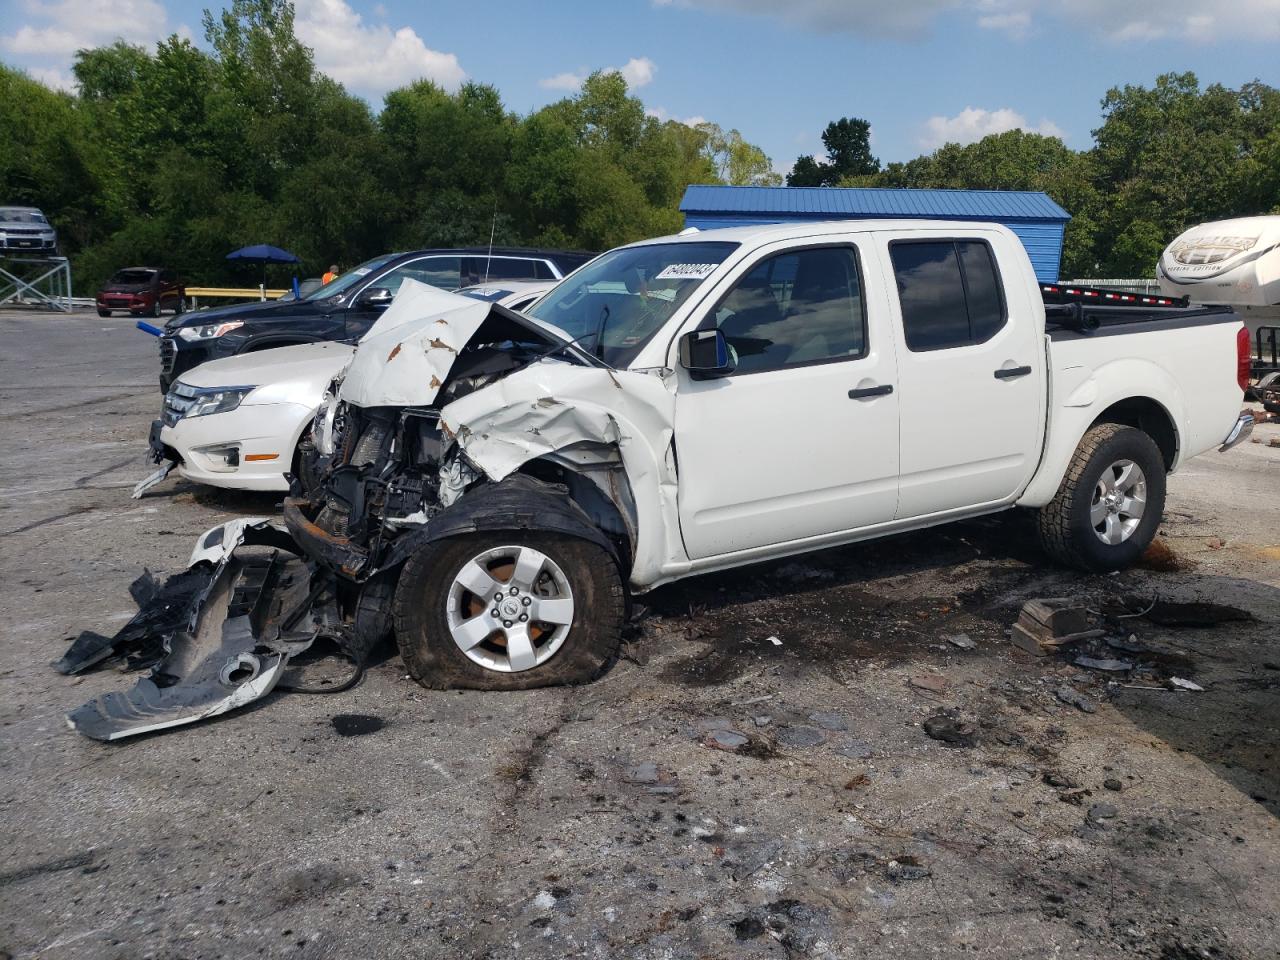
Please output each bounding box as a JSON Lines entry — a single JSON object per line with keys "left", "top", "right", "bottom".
{"left": 161, "top": 381, "right": 200, "bottom": 426}
{"left": 159, "top": 337, "right": 176, "bottom": 375}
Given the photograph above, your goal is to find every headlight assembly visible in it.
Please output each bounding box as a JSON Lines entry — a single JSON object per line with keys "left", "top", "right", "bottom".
{"left": 185, "top": 387, "right": 255, "bottom": 418}
{"left": 177, "top": 320, "right": 245, "bottom": 341}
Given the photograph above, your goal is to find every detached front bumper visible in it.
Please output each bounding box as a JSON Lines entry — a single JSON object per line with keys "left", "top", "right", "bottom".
{"left": 1219, "top": 411, "right": 1255, "bottom": 452}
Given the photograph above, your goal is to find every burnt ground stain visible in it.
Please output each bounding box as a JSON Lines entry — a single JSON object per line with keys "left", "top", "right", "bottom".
{"left": 331, "top": 713, "right": 385, "bottom": 737}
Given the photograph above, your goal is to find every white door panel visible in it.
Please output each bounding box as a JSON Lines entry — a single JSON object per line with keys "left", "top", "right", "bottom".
{"left": 675, "top": 362, "right": 899, "bottom": 557}
{"left": 674, "top": 240, "right": 900, "bottom": 560}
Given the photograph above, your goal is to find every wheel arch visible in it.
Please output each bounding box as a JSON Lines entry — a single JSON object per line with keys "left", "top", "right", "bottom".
{"left": 1088, "top": 396, "right": 1179, "bottom": 471}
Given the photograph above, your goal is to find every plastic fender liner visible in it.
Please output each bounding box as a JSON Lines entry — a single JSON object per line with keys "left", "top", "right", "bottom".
{"left": 381, "top": 474, "right": 623, "bottom": 572}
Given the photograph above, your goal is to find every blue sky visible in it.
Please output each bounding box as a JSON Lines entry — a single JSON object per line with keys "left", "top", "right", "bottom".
{"left": 3, "top": 0, "right": 1278, "bottom": 172}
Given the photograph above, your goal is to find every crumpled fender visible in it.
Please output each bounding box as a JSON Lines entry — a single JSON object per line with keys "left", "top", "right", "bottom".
{"left": 382, "top": 474, "right": 622, "bottom": 571}
{"left": 438, "top": 362, "right": 680, "bottom": 588}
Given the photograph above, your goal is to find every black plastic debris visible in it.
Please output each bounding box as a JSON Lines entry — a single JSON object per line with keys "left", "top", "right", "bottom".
{"left": 923, "top": 714, "right": 977, "bottom": 748}
{"left": 55, "top": 568, "right": 214, "bottom": 675}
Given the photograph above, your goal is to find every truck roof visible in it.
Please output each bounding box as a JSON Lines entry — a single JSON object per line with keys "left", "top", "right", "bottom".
{"left": 629, "top": 219, "right": 1016, "bottom": 248}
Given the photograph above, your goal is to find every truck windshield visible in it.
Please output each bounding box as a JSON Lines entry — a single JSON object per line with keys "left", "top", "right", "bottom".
{"left": 525, "top": 241, "right": 737, "bottom": 367}
{"left": 306, "top": 255, "right": 398, "bottom": 301}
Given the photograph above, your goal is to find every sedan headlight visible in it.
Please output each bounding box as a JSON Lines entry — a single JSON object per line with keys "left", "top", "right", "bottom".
{"left": 185, "top": 387, "right": 255, "bottom": 418}
{"left": 177, "top": 320, "right": 245, "bottom": 341}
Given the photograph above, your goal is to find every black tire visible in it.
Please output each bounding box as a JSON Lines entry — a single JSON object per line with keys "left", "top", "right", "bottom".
{"left": 174, "top": 296, "right": 185, "bottom": 315}
{"left": 97, "top": 308, "right": 110, "bottom": 317}
{"left": 1037, "top": 422, "right": 1166, "bottom": 572}
{"left": 394, "top": 532, "right": 625, "bottom": 691}
{"left": 150, "top": 298, "right": 162, "bottom": 319}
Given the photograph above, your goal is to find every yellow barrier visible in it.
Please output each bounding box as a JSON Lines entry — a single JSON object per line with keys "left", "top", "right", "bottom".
{"left": 187, "top": 286, "right": 288, "bottom": 308}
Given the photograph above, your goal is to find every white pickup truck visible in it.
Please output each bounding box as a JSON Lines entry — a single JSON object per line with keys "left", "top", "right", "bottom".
{"left": 66, "top": 220, "right": 1254, "bottom": 738}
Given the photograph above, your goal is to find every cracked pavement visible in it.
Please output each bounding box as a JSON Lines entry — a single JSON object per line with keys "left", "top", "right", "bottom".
{"left": 1, "top": 307, "right": 1277, "bottom": 959}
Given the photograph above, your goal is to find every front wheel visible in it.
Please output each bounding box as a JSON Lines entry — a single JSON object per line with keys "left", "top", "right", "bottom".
{"left": 97, "top": 308, "right": 110, "bottom": 317}
{"left": 1037, "top": 422, "right": 1166, "bottom": 572}
{"left": 393, "top": 533, "right": 625, "bottom": 690}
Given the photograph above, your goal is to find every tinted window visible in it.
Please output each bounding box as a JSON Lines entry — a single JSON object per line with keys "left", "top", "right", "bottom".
{"left": 380, "top": 257, "right": 461, "bottom": 294}
{"left": 533, "top": 260, "right": 557, "bottom": 280}
{"left": 481, "top": 257, "right": 539, "bottom": 281}
{"left": 891, "top": 240, "right": 1006, "bottom": 351}
{"left": 958, "top": 241, "right": 1004, "bottom": 341}
{"left": 713, "top": 247, "right": 865, "bottom": 375}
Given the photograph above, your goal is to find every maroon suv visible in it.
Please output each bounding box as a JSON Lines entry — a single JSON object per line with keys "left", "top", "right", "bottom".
{"left": 97, "top": 267, "right": 186, "bottom": 318}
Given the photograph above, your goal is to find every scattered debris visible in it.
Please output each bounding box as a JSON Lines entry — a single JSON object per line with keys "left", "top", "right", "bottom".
{"left": 843, "top": 773, "right": 871, "bottom": 790}
{"left": 752, "top": 715, "right": 773, "bottom": 728}
{"left": 1103, "top": 778, "right": 1123, "bottom": 792}
{"left": 908, "top": 674, "right": 949, "bottom": 694}
{"left": 1088, "top": 802, "right": 1119, "bottom": 824}
{"left": 1043, "top": 770, "right": 1078, "bottom": 789}
{"left": 1074, "top": 655, "right": 1135, "bottom": 673}
{"left": 1055, "top": 685, "right": 1097, "bottom": 714}
{"left": 624, "top": 762, "right": 660, "bottom": 784}
{"left": 885, "top": 856, "right": 931, "bottom": 882}
{"left": 808, "top": 712, "right": 848, "bottom": 731}
{"left": 775, "top": 725, "right": 825, "bottom": 749}
{"left": 766, "top": 635, "right": 783, "bottom": 647}
{"left": 704, "top": 729, "right": 750, "bottom": 751}
{"left": 923, "top": 714, "right": 977, "bottom": 748}
{"left": 1167, "top": 677, "right": 1205, "bottom": 692}
{"left": 945, "top": 632, "right": 977, "bottom": 650}
{"left": 1106, "top": 634, "right": 1149, "bottom": 654}
{"left": 1011, "top": 599, "right": 1102, "bottom": 656}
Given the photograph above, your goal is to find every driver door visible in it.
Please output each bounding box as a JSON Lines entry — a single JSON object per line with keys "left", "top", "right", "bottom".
{"left": 675, "top": 242, "right": 901, "bottom": 560}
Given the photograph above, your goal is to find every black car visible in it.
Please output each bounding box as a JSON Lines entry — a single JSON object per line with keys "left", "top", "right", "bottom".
{"left": 157, "top": 247, "right": 594, "bottom": 390}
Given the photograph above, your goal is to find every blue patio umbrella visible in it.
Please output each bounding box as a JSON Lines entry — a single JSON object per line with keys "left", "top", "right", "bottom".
{"left": 226, "top": 244, "right": 301, "bottom": 296}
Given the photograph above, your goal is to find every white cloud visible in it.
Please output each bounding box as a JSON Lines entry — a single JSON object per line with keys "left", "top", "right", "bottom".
{"left": 645, "top": 106, "right": 707, "bottom": 127}
{"left": 294, "top": 0, "right": 464, "bottom": 96}
{"left": 539, "top": 56, "right": 658, "bottom": 92}
{"left": 28, "top": 66, "right": 78, "bottom": 91}
{"left": 0, "top": 0, "right": 172, "bottom": 57}
{"left": 919, "top": 107, "right": 1064, "bottom": 148}
{"left": 654, "top": 0, "right": 1280, "bottom": 41}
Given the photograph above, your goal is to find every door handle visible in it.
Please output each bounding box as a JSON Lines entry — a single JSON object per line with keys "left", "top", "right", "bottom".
{"left": 848, "top": 384, "right": 894, "bottom": 399}
{"left": 993, "top": 365, "right": 1032, "bottom": 380}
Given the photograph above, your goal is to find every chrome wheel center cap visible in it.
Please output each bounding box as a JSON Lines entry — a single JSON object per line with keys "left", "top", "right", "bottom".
{"left": 500, "top": 597, "right": 522, "bottom": 618}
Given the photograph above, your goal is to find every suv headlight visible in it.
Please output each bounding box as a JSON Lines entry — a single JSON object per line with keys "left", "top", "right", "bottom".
{"left": 177, "top": 320, "right": 245, "bottom": 341}
{"left": 186, "top": 387, "right": 255, "bottom": 418}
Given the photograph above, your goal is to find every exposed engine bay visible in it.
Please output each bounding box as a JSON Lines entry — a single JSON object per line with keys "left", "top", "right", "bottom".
{"left": 62, "top": 281, "right": 663, "bottom": 740}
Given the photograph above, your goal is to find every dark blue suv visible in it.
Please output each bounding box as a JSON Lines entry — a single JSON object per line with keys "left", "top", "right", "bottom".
{"left": 158, "top": 247, "right": 594, "bottom": 390}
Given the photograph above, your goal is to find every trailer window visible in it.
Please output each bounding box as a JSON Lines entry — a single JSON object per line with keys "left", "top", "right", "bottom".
{"left": 891, "top": 240, "right": 1006, "bottom": 351}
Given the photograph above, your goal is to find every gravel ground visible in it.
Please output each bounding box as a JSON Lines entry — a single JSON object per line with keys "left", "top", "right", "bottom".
{"left": 1, "top": 306, "right": 1277, "bottom": 960}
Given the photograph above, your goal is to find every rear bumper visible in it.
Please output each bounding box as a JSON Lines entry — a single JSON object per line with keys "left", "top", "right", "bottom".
{"left": 1218, "top": 412, "right": 1254, "bottom": 452}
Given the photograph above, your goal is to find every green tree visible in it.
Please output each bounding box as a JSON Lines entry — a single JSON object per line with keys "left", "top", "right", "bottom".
{"left": 787, "top": 116, "right": 879, "bottom": 186}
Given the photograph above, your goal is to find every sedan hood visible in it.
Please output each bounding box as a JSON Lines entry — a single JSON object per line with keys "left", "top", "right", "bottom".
{"left": 178, "top": 341, "right": 354, "bottom": 399}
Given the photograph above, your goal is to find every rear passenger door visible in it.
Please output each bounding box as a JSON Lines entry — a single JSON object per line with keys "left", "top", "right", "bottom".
{"left": 675, "top": 241, "right": 901, "bottom": 559}
{"left": 883, "top": 234, "right": 1043, "bottom": 519}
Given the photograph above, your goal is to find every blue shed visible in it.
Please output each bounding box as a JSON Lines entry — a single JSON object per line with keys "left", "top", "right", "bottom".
{"left": 678, "top": 185, "right": 1071, "bottom": 283}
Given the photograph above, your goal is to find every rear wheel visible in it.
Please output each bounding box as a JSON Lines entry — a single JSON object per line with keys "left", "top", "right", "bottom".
{"left": 150, "top": 298, "right": 162, "bottom": 318}
{"left": 97, "top": 308, "right": 110, "bottom": 317}
{"left": 394, "top": 533, "right": 625, "bottom": 690}
{"left": 1037, "top": 422, "right": 1166, "bottom": 572}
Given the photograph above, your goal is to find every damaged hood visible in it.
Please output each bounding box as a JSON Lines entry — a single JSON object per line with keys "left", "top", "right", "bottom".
{"left": 339, "top": 278, "right": 582, "bottom": 409}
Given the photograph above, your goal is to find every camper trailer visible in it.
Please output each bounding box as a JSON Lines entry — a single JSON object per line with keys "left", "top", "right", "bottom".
{"left": 1158, "top": 215, "right": 1280, "bottom": 338}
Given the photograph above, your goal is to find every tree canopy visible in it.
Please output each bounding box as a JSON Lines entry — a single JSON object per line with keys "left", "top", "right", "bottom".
{"left": 1, "top": 2, "right": 1276, "bottom": 292}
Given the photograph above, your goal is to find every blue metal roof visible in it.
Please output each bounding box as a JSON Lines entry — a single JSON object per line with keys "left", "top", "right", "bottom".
{"left": 679, "top": 185, "right": 1071, "bottom": 223}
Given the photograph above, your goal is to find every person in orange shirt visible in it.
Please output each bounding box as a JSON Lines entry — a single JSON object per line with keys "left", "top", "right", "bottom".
{"left": 322, "top": 264, "right": 339, "bottom": 284}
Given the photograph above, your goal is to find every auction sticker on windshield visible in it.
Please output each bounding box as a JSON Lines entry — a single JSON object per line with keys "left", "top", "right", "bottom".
{"left": 656, "top": 263, "right": 719, "bottom": 280}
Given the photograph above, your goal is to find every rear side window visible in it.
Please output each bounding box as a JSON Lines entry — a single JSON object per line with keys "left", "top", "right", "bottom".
{"left": 890, "top": 240, "right": 1006, "bottom": 351}
{"left": 386, "top": 257, "right": 461, "bottom": 292}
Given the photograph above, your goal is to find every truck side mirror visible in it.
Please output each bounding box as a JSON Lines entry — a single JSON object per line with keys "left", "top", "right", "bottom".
{"left": 359, "top": 287, "right": 394, "bottom": 309}
{"left": 679, "top": 329, "right": 735, "bottom": 378}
